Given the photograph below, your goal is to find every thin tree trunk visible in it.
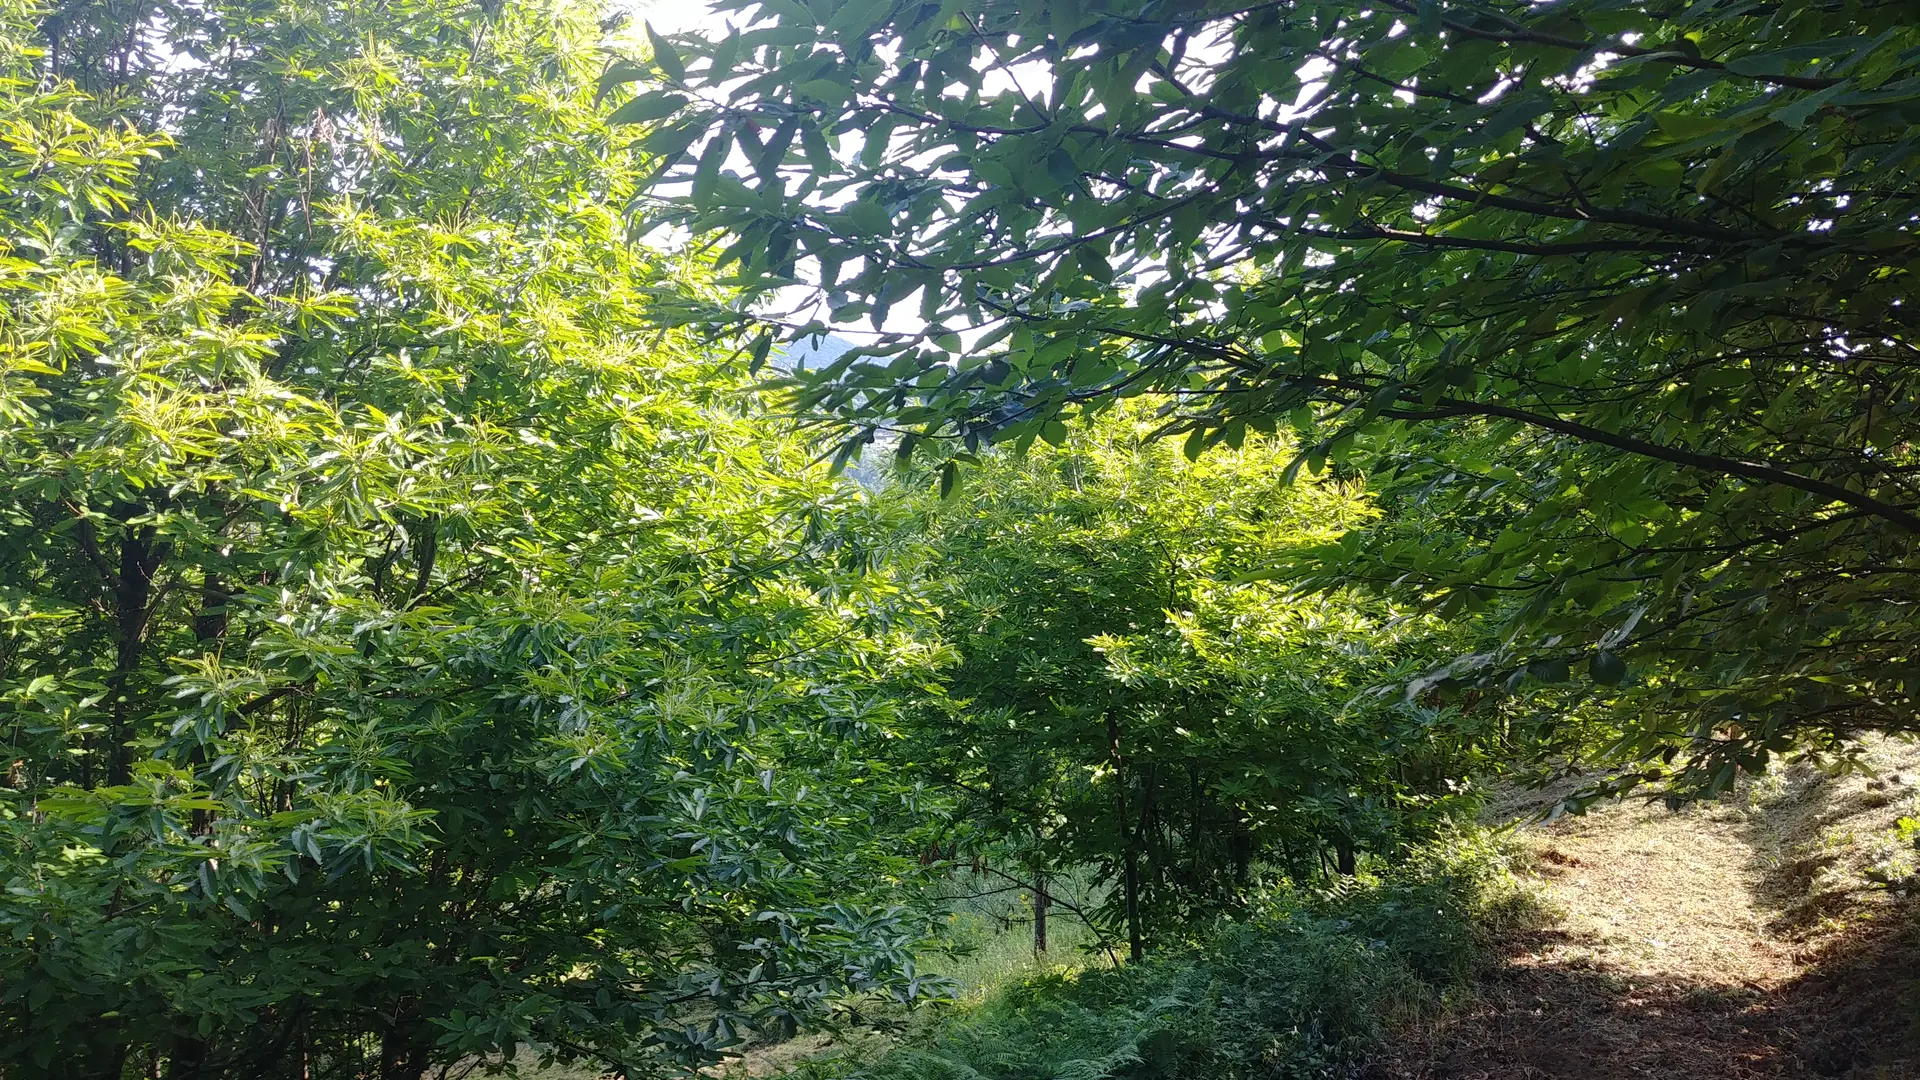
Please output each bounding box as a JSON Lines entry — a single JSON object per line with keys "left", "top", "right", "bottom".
{"left": 1122, "top": 840, "right": 1143, "bottom": 962}
{"left": 106, "top": 521, "right": 156, "bottom": 787}
{"left": 1107, "top": 711, "right": 1142, "bottom": 962}
{"left": 189, "top": 573, "right": 227, "bottom": 837}
{"left": 165, "top": 1035, "right": 208, "bottom": 1079}
{"left": 380, "top": 1004, "right": 428, "bottom": 1080}
{"left": 1033, "top": 869, "right": 1049, "bottom": 954}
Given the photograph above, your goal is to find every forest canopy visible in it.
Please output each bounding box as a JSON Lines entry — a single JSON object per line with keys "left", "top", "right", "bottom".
{"left": 636, "top": 0, "right": 1920, "bottom": 797}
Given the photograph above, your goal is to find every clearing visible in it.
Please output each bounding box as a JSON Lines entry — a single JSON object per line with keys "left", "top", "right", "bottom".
{"left": 1371, "top": 740, "right": 1920, "bottom": 1080}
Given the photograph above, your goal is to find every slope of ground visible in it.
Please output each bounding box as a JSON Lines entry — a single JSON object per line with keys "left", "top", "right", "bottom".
{"left": 1370, "top": 739, "right": 1920, "bottom": 1080}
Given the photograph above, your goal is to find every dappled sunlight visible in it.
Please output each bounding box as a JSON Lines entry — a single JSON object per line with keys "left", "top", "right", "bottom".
{"left": 1372, "top": 770, "right": 1920, "bottom": 1079}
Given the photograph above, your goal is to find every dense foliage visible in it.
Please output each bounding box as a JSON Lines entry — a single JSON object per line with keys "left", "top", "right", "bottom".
{"left": 637, "top": 0, "right": 1920, "bottom": 795}
{"left": 10, "top": 0, "right": 1911, "bottom": 1075}
{"left": 897, "top": 414, "right": 1492, "bottom": 956}
{"left": 0, "top": 1, "right": 943, "bottom": 1076}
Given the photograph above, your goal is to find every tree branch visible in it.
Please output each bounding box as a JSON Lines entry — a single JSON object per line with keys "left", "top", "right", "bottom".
{"left": 1376, "top": 0, "right": 1844, "bottom": 92}
{"left": 1366, "top": 389, "right": 1920, "bottom": 532}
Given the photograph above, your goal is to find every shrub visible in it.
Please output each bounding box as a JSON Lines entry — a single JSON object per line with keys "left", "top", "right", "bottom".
{"left": 795, "top": 833, "right": 1533, "bottom": 1080}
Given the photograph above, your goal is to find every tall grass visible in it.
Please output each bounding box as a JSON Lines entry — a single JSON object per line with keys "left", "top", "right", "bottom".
{"left": 780, "top": 832, "right": 1538, "bottom": 1080}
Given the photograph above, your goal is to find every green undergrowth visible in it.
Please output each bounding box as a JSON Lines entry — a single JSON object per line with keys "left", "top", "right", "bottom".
{"left": 776, "top": 832, "right": 1539, "bottom": 1080}
{"left": 919, "top": 868, "right": 1115, "bottom": 994}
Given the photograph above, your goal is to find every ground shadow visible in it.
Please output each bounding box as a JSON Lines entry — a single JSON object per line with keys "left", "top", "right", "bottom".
{"left": 1736, "top": 761, "right": 1916, "bottom": 940}
{"left": 1769, "top": 901, "right": 1920, "bottom": 1079}
{"left": 1367, "top": 893, "right": 1919, "bottom": 1080}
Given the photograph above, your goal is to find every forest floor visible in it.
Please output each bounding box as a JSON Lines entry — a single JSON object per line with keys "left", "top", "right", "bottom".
{"left": 1369, "top": 739, "right": 1920, "bottom": 1080}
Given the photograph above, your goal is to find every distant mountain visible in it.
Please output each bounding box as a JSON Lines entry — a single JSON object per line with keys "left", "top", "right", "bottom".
{"left": 763, "top": 333, "right": 901, "bottom": 491}
{"left": 772, "top": 332, "right": 857, "bottom": 373}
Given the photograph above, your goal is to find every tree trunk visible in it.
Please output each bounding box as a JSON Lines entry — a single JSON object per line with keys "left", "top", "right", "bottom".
{"left": 379, "top": 1031, "right": 425, "bottom": 1080}
{"left": 190, "top": 573, "right": 227, "bottom": 836}
{"left": 380, "top": 1004, "right": 430, "bottom": 1080}
{"left": 1107, "top": 712, "right": 1143, "bottom": 962}
{"left": 106, "top": 521, "right": 156, "bottom": 787}
{"left": 1033, "top": 869, "right": 1049, "bottom": 954}
{"left": 165, "top": 1034, "right": 209, "bottom": 1079}
{"left": 193, "top": 572, "right": 228, "bottom": 644}
{"left": 1122, "top": 841, "right": 1143, "bottom": 961}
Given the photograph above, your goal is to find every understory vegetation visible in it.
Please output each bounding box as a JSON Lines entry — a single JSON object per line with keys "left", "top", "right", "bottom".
{"left": 1, "top": 0, "right": 1916, "bottom": 1077}
{"left": 781, "top": 836, "right": 1537, "bottom": 1080}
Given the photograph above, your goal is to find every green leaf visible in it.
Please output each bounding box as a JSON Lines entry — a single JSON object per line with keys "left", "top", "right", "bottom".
{"left": 1526, "top": 658, "right": 1571, "bottom": 684}
{"left": 647, "top": 23, "right": 688, "bottom": 84}
{"left": 692, "top": 128, "right": 730, "bottom": 201}
{"left": 1046, "top": 149, "right": 1080, "bottom": 190}
{"left": 797, "top": 79, "right": 854, "bottom": 107}
{"left": 1634, "top": 158, "right": 1685, "bottom": 186}
{"left": 801, "top": 122, "right": 834, "bottom": 174}
{"left": 847, "top": 198, "right": 890, "bottom": 234}
{"left": 1770, "top": 81, "right": 1848, "bottom": 129}
{"left": 608, "top": 92, "right": 689, "bottom": 126}
{"left": 596, "top": 61, "right": 650, "bottom": 104}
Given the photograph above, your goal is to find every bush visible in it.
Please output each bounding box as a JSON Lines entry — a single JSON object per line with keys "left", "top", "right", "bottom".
{"left": 793, "top": 833, "right": 1533, "bottom": 1080}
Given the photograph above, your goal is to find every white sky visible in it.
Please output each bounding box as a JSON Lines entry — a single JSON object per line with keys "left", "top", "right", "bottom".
{"left": 629, "top": 0, "right": 727, "bottom": 37}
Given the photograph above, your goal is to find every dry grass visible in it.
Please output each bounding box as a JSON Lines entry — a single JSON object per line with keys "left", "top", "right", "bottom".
{"left": 1519, "top": 800, "right": 1801, "bottom": 986}
{"left": 1741, "top": 739, "right": 1920, "bottom": 940}
{"left": 1371, "top": 737, "right": 1920, "bottom": 1080}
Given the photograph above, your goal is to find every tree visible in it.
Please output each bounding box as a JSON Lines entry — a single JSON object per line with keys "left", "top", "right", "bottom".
{"left": 0, "top": 1, "right": 944, "bottom": 1075}
{"left": 893, "top": 411, "right": 1490, "bottom": 957}
{"left": 636, "top": 0, "right": 1920, "bottom": 795}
